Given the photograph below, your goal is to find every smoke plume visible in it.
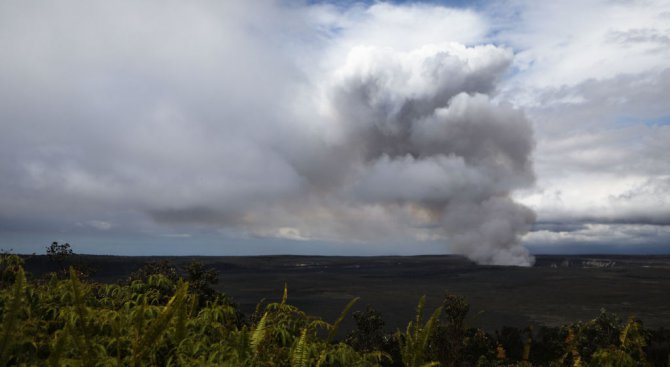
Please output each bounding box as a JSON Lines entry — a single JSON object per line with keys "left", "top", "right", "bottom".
{"left": 305, "top": 43, "right": 537, "bottom": 266}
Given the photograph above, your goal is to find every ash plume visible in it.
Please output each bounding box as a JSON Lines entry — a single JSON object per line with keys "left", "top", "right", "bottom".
{"left": 309, "top": 43, "right": 537, "bottom": 266}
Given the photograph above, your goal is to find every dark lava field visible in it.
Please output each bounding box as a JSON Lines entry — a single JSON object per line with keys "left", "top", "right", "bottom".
{"left": 23, "top": 254, "right": 670, "bottom": 331}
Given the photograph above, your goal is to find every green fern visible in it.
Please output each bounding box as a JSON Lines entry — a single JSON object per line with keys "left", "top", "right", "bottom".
{"left": 68, "top": 267, "right": 98, "bottom": 365}
{"left": 0, "top": 266, "right": 25, "bottom": 367}
{"left": 291, "top": 328, "right": 310, "bottom": 367}
{"left": 47, "top": 330, "right": 67, "bottom": 367}
{"left": 132, "top": 281, "right": 188, "bottom": 367}
{"left": 174, "top": 282, "right": 189, "bottom": 344}
{"left": 282, "top": 282, "right": 289, "bottom": 305}
{"left": 399, "top": 296, "right": 442, "bottom": 367}
{"left": 327, "top": 297, "right": 360, "bottom": 343}
{"left": 251, "top": 311, "right": 269, "bottom": 353}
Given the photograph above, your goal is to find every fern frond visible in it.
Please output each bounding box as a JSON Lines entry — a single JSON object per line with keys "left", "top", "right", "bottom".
{"left": 251, "top": 311, "right": 268, "bottom": 353}
{"left": 0, "top": 266, "right": 25, "bottom": 367}
{"left": 175, "top": 282, "right": 188, "bottom": 344}
{"left": 399, "top": 296, "right": 442, "bottom": 367}
{"left": 281, "top": 283, "right": 288, "bottom": 305}
{"left": 416, "top": 295, "right": 426, "bottom": 326}
{"left": 132, "top": 281, "right": 188, "bottom": 367}
{"left": 620, "top": 318, "right": 632, "bottom": 346}
{"left": 327, "top": 297, "right": 360, "bottom": 343}
{"left": 291, "top": 328, "right": 309, "bottom": 367}
{"left": 47, "top": 330, "right": 67, "bottom": 367}
{"left": 68, "top": 267, "right": 98, "bottom": 366}
{"left": 420, "top": 306, "right": 442, "bottom": 351}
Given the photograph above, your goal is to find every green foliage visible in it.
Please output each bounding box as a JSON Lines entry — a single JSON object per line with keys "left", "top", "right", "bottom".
{"left": 431, "top": 293, "right": 471, "bottom": 366}
{"left": 0, "top": 264, "right": 667, "bottom": 367}
{"left": 398, "top": 295, "right": 443, "bottom": 367}
{"left": 0, "top": 252, "right": 24, "bottom": 286}
{"left": 46, "top": 241, "right": 73, "bottom": 268}
{"left": 347, "top": 306, "right": 387, "bottom": 352}
{"left": 0, "top": 266, "right": 25, "bottom": 367}
{"left": 128, "top": 260, "right": 179, "bottom": 284}
{"left": 528, "top": 326, "right": 565, "bottom": 365}
{"left": 328, "top": 297, "right": 359, "bottom": 343}
{"left": 587, "top": 317, "right": 649, "bottom": 367}
{"left": 0, "top": 265, "right": 386, "bottom": 366}
{"left": 184, "top": 260, "right": 221, "bottom": 307}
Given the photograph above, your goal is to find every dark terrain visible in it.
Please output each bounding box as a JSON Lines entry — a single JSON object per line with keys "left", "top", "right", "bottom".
{"left": 23, "top": 254, "right": 670, "bottom": 331}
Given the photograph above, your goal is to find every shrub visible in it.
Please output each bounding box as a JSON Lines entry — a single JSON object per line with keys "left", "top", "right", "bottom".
{"left": 128, "top": 260, "right": 179, "bottom": 284}
{"left": 183, "top": 260, "right": 219, "bottom": 306}
{"left": 346, "top": 306, "right": 387, "bottom": 352}
{"left": 0, "top": 252, "right": 24, "bottom": 286}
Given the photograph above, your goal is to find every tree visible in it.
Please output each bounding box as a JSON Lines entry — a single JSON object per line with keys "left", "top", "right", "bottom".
{"left": 184, "top": 260, "right": 220, "bottom": 306}
{"left": 128, "top": 260, "right": 179, "bottom": 284}
{"left": 346, "top": 306, "right": 387, "bottom": 353}
{"left": 432, "top": 293, "right": 470, "bottom": 366}
{"left": 46, "top": 241, "right": 73, "bottom": 271}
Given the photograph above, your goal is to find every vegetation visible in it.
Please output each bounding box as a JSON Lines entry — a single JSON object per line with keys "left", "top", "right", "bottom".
{"left": 46, "top": 242, "right": 73, "bottom": 270}
{"left": 0, "top": 252, "right": 669, "bottom": 366}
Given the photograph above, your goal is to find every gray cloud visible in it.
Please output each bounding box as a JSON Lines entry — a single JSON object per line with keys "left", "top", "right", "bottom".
{"left": 21, "top": 1, "right": 670, "bottom": 262}
{"left": 606, "top": 28, "right": 670, "bottom": 49}
{"left": 5, "top": 0, "right": 667, "bottom": 260}
{"left": 532, "top": 222, "right": 587, "bottom": 233}
{"left": 147, "top": 207, "right": 248, "bottom": 227}
{"left": 0, "top": 1, "right": 310, "bottom": 235}
{"left": 307, "top": 44, "right": 537, "bottom": 265}
{"left": 513, "top": 69, "right": 670, "bottom": 230}
{"left": 526, "top": 223, "right": 670, "bottom": 251}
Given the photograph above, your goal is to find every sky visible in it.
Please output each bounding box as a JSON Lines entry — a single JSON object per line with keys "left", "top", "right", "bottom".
{"left": 0, "top": 0, "right": 669, "bottom": 263}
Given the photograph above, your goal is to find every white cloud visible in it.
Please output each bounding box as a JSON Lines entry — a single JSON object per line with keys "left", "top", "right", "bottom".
{"left": 81, "top": 220, "right": 113, "bottom": 231}
{"left": 525, "top": 223, "right": 670, "bottom": 249}
{"left": 491, "top": 0, "right": 670, "bottom": 91}
{"left": 1, "top": 0, "right": 668, "bottom": 258}
{"left": 483, "top": 0, "right": 670, "bottom": 249}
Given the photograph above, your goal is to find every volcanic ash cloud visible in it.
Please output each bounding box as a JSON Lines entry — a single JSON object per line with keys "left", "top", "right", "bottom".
{"left": 319, "top": 43, "right": 537, "bottom": 266}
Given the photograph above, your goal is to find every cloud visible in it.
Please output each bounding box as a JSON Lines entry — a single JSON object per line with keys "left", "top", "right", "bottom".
{"left": 0, "top": 0, "right": 537, "bottom": 264}
{"left": 83, "top": 220, "right": 113, "bottom": 231}
{"left": 513, "top": 71, "right": 670, "bottom": 231}
{"left": 0, "top": 1, "right": 308, "bottom": 217}
{"left": 493, "top": 0, "right": 670, "bottom": 250}
{"left": 526, "top": 223, "right": 670, "bottom": 251}
{"left": 295, "top": 40, "right": 536, "bottom": 265}
{"left": 532, "top": 222, "right": 587, "bottom": 233}
{"left": 490, "top": 0, "right": 670, "bottom": 90}
{"left": 1, "top": 0, "right": 668, "bottom": 259}
{"left": 607, "top": 28, "right": 670, "bottom": 48}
